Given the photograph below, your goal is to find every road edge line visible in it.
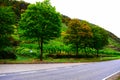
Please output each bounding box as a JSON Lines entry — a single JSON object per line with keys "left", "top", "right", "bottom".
{"left": 102, "top": 71, "right": 120, "bottom": 80}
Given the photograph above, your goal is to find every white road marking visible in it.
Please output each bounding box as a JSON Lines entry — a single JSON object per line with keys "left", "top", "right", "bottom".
{"left": 102, "top": 70, "right": 120, "bottom": 80}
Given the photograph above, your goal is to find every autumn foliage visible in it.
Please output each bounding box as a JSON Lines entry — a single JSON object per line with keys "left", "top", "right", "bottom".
{"left": 64, "top": 19, "right": 93, "bottom": 56}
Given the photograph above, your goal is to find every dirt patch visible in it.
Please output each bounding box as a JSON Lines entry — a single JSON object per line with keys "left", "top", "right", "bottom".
{"left": 106, "top": 72, "right": 120, "bottom": 80}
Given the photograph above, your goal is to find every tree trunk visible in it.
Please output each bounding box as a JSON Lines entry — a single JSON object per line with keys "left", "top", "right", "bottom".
{"left": 96, "top": 49, "right": 99, "bottom": 57}
{"left": 38, "top": 37, "right": 43, "bottom": 61}
{"left": 85, "top": 48, "right": 87, "bottom": 57}
{"left": 40, "top": 37, "right": 43, "bottom": 61}
{"left": 76, "top": 44, "right": 79, "bottom": 57}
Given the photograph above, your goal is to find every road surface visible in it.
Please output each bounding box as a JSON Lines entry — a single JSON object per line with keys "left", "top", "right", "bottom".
{"left": 0, "top": 60, "right": 120, "bottom": 80}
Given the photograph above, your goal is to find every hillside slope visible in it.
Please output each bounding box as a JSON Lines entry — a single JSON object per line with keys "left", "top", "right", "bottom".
{"left": 62, "top": 15, "right": 120, "bottom": 52}
{"left": 107, "top": 31, "right": 120, "bottom": 51}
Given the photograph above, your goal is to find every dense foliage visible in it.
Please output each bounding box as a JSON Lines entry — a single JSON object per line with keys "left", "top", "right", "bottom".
{"left": 19, "top": 0, "right": 62, "bottom": 60}
{"left": 0, "top": 0, "right": 119, "bottom": 61}
{"left": 0, "top": 6, "right": 17, "bottom": 59}
{"left": 90, "top": 25, "right": 109, "bottom": 56}
{"left": 0, "top": 6, "right": 16, "bottom": 50}
{"left": 64, "top": 19, "right": 93, "bottom": 56}
{"left": 0, "top": 0, "right": 29, "bottom": 21}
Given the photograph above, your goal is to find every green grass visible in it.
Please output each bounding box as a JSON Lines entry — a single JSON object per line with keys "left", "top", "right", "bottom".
{"left": 0, "top": 56, "right": 120, "bottom": 64}
{"left": 44, "top": 56, "right": 120, "bottom": 63}
{"left": 117, "top": 77, "right": 120, "bottom": 80}
{"left": 0, "top": 56, "right": 36, "bottom": 64}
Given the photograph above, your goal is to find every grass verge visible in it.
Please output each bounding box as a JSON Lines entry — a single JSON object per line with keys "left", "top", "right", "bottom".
{"left": 0, "top": 56, "right": 120, "bottom": 64}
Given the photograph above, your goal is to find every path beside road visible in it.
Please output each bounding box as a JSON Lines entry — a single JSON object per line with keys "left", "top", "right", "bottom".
{"left": 0, "top": 63, "right": 86, "bottom": 74}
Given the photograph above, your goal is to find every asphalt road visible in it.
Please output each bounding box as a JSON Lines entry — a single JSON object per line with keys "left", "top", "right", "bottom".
{"left": 0, "top": 60, "right": 120, "bottom": 80}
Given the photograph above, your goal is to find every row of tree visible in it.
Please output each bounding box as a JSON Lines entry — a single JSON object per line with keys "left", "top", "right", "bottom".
{"left": 63, "top": 19, "right": 108, "bottom": 57}
{"left": 0, "top": 0, "right": 109, "bottom": 60}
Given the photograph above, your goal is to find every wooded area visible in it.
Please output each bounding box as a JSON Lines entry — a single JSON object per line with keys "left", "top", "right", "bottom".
{"left": 0, "top": 0, "right": 120, "bottom": 61}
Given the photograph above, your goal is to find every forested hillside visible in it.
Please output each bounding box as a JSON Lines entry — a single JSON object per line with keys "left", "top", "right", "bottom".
{"left": 0, "top": 0, "right": 120, "bottom": 62}
{"left": 62, "top": 15, "right": 120, "bottom": 52}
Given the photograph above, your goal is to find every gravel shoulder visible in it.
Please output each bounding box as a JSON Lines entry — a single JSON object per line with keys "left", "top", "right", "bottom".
{"left": 106, "top": 72, "right": 120, "bottom": 80}
{"left": 0, "top": 63, "right": 85, "bottom": 74}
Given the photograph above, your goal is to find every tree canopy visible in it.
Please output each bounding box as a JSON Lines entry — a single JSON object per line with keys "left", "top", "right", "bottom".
{"left": 0, "top": 6, "right": 16, "bottom": 50}
{"left": 64, "top": 19, "right": 93, "bottom": 56}
{"left": 19, "top": 0, "right": 62, "bottom": 60}
{"left": 0, "top": 0, "right": 29, "bottom": 20}
{"left": 90, "top": 25, "right": 109, "bottom": 56}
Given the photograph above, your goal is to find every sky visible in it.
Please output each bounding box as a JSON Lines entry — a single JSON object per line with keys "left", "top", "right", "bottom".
{"left": 24, "top": 0, "right": 120, "bottom": 38}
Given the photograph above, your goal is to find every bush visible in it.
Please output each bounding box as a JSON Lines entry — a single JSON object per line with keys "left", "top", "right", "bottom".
{"left": 0, "top": 47, "right": 17, "bottom": 59}
{"left": 16, "top": 47, "right": 38, "bottom": 58}
{"left": 47, "top": 53, "right": 95, "bottom": 58}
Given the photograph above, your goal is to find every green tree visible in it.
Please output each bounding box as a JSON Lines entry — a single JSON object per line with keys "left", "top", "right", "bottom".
{"left": 19, "top": 0, "right": 62, "bottom": 61}
{"left": 0, "top": 0, "right": 29, "bottom": 21}
{"left": 91, "top": 25, "right": 109, "bottom": 57}
{"left": 64, "top": 19, "right": 92, "bottom": 56}
{"left": 0, "top": 6, "right": 16, "bottom": 51}
{"left": 0, "top": 0, "right": 12, "bottom": 6}
{"left": 62, "top": 15, "right": 71, "bottom": 26}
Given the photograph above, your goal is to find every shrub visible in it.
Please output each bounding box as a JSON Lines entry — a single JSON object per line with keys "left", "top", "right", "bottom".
{"left": 16, "top": 47, "right": 38, "bottom": 58}
{"left": 0, "top": 47, "right": 17, "bottom": 59}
